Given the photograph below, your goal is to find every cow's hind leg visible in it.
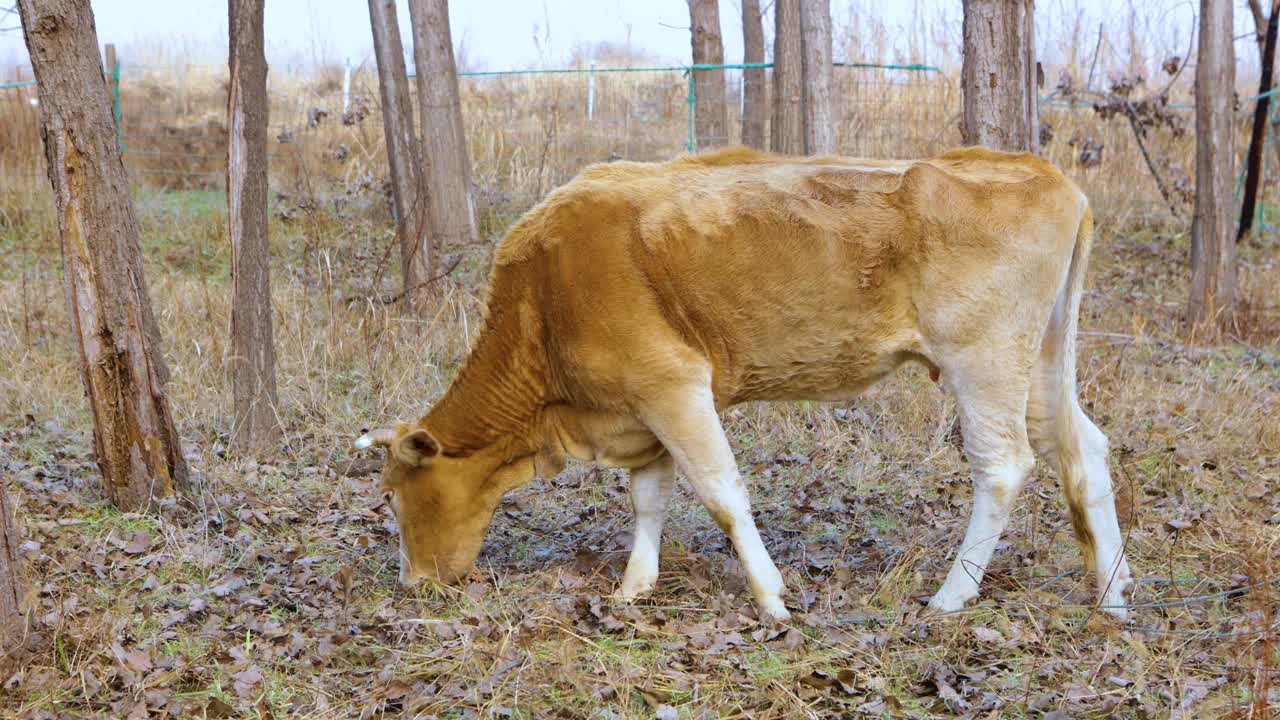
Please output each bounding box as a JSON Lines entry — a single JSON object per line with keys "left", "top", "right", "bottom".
{"left": 928, "top": 369, "right": 1036, "bottom": 614}
{"left": 1028, "top": 361, "right": 1133, "bottom": 616}
{"left": 642, "top": 386, "right": 790, "bottom": 623}
{"left": 615, "top": 453, "right": 676, "bottom": 601}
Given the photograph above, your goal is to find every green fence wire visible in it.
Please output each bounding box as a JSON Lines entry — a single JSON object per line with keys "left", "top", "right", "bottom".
{"left": 3, "top": 59, "right": 1275, "bottom": 229}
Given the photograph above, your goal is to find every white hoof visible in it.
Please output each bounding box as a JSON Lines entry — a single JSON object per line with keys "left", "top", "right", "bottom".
{"left": 614, "top": 571, "right": 658, "bottom": 602}
{"left": 758, "top": 597, "right": 791, "bottom": 624}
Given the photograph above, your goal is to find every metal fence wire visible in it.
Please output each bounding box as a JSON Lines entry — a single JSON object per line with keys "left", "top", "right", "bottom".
{"left": 2, "top": 60, "right": 1276, "bottom": 225}
{"left": 0, "top": 61, "right": 955, "bottom": 211}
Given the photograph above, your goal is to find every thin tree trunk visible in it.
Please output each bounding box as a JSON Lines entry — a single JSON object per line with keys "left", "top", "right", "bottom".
{"left": 689, "top": 0, "right": 727, "bottom": 150}
{"left": 799, "top": 0, "right": 834, "bottom": 155}
{"left": 228, "top": 0, "right": 279, "bottom": 453}
{"left": 407, "top": 0, "right": 478, "bottom": 251}
{"left": 741, "top": 0, "right": 768, "bottom": 150}
{"left": 369, "top": 0, "right": 432, "bottom": 308}
{"left": 961, "top": 0, "right": 1038, "bottom": 152}
{"left": 1241, "top": 0, "right": 1280, "bottom": 242}
{"left": 0, "top": 483, "right": 28, "bottom": 676}
{"left": 1190, "top": 0, "right": 1236, "bottom": 328}
{"left": 771, "top": 0, "right": 804, "bottom": 155}
{"left": 19, "top": 0, "right": 189, "bottom": 511}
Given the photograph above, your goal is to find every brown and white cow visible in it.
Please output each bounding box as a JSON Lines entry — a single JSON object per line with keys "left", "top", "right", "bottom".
{"left": 356, "top": 146, "right": 1133, "bottom": 622}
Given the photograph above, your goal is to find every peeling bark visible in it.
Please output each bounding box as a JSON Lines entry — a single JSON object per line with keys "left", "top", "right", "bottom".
{"left": 19, "top": 0, "right": 189, "bottom": 511}
{"left": 228, "top": 0, "right": 280, "bottom": 453}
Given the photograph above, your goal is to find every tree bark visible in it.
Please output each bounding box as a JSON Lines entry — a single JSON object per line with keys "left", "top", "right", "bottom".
{"left": 741, "top": 0, "right": 768, "bottom": 150}
{"left": 799, "top": 0, "right": 834, "bottom": 155}
{"left": 407, "top": 0, "right": 478, "bottom": 251}
{"left": 688, "top": 0, "right": 727, "bottom": 150}
{"left": 1238, "top": 0, "right": 1278, "bottom": 243}
{"left": 771, "top": 0, "right": 804, "bottom": 155}
{"left": 228, "top": 0, "right": 279, "bottom": 454}
{"left": 0, "top": 483, "right": 28, "bottom": 676}
{"left": 19, "top": 0, "right": 189, "bottom": 511}
{"left": 1190, "top": 0, "right": 1236, "bottom": 328}
{"left": 961, "top": 0, "right": 1038, "bottom": 153}
{"left": 369, "top": 0, "right": 432, "bottom": 309}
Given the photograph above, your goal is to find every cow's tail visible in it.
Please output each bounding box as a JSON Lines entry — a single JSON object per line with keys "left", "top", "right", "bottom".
{"left": 1030, "top": 201, "right": 1102, "bottom": 570}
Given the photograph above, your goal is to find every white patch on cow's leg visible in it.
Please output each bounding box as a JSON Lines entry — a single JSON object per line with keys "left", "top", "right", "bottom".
{"left": 1074, "top": 408, "right": 1132, "bottom": 616}
{"left": 929, "top": 378, "right": 1035, "bottom": 615}
{"left": 644, "top": 386, "right": 790, "bottom": 623}
{"left": 929, "top": 459, "right": 1032, "bottom": 612}
{"left": 616, "top": 454, "right": 676, "bottom": 601}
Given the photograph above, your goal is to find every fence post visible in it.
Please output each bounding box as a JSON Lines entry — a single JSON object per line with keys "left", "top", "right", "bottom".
{"left": 342, "top": 57, "right": 351, "bottom": 113}
{"left": 587, "top": 61, "right": 596, "bottom": 121}
{"left": 685, "top": 68, "right": 696, "bottom": 153}
{"left": 103, "top": 43, "right": 123, "bottom": 152}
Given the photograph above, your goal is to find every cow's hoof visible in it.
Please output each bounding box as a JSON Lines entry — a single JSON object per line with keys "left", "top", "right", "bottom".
{"left": 758, "top": 597, "right": 791, "bottom": 625}
{"left": 924, "top": 593, "right": 967, "bottom": 617}
{"left": 613, "top": 572, "right": 658, "bottom": 603}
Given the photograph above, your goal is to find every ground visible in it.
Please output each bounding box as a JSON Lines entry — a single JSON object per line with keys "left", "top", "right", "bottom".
{"left": 1, "top": 187, "right": 1278, "bottom": 718}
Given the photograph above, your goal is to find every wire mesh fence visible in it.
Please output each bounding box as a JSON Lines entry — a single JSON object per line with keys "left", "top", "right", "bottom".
{"left": 0, "top": 60, "right": 957, "bottom": 215}
{"left": 3, "top": 58, "right": 1277, "bottom": 227}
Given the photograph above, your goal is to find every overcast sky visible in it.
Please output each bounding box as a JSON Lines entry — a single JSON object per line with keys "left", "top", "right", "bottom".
{"left": 0, "top": 1, "right": 1235, "bottom": 79}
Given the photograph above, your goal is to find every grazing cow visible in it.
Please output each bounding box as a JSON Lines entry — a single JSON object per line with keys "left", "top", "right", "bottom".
{"left": 356, "top": 146, "right": 1133, "bottom": 622}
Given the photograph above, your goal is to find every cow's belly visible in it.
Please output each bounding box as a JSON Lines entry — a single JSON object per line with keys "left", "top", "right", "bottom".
{"left": 723, "top": 336, "right": 926, "bottom": 405}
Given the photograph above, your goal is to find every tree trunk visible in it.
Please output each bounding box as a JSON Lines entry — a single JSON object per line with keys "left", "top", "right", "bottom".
{"left": 407, "top": 0, "right": 478, "bottom": 251}
{"left": 369, "top": 0, "right": 432, "bottom": 308}
{"left": 1238, "top": 0, "right": 1278, "bottom": 243}
{"left": 741, "top": 0, "right": 768, "bottom": 150}
{"left": 0, "top": 483, "right": 28, "bottom": 676}
{"left": 799, "top": 0, "right": 834, "bottom": 155}
{"left": 688, "top": 0, "right": 727, "bottom": 150}
{"left": 1190, "top": 0, "right": 1236, "bottom": 328}
{"left": 960, "top": 0, "right": 1038, "bottom": 152}
{"left": 19, "top": 0, "right": 189, "bottom": 511}
{"left": 228, "top": 0, "right": 279, "bottom": 454}
{"left": 771, "top": 0, "right": 804, "bottom": 155}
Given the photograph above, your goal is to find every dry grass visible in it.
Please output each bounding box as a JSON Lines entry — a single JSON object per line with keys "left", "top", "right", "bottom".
{"left": 1, "top": 142, "right": 1279, "bottom": 716}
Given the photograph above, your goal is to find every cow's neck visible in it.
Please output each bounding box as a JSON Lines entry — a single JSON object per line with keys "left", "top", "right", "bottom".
{"left": 424, "top": 265, "right": 548, "bottom": 457}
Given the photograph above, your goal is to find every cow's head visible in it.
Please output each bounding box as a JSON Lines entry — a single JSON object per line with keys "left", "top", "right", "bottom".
{"left": 354, "top": 424, "right": 536, "bottom": 586}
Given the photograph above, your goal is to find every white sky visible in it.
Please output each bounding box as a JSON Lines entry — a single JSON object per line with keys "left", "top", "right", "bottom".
{"left": 0, "top": 1, "right": 1242, "bottom": 79}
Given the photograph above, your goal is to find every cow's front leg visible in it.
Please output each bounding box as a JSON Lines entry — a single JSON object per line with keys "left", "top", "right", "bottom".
{"left": 616, "top": 453, "right": 676, "bottom": 600}
{"left": 643, "top": 386, "right": 790, "bottom": 623}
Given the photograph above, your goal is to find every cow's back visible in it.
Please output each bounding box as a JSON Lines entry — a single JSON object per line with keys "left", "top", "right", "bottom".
{"left": 495, "top": 147, "right": 1085, "bottom": 407}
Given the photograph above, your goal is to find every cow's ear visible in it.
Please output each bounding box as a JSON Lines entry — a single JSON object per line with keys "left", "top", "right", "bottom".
{"left": 393, "top": 428, "right": 439, "bottom": 467}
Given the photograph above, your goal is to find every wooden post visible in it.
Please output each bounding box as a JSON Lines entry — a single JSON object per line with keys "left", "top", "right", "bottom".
{"left": 0, "top": 483, "right": 28, "bottom": 676}
{"left": 771, "top": 0, "right": 804, "bottom": 155}
{"left": 18, "top": 0, "right": 189, "bottom": 511}
{"left": 368, "top": 0, "right": 431, "bottom": 310}
{"left": 741, "top": 0, "right": 768, "bottom": 150}
{"left": 1189, "top": 0, "right": 1237, "bottom": 328}
{"left": 799, "top": 0, "right": 834, "bottom": 155}
{"left": 688, "top": 0, "right": 727, "bottom": 150}
{"left": 407, "top": 0, "right": 478, "bottom": 251}
{"left": 960, "top": 0, "right": 1038, "bottom": 153}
